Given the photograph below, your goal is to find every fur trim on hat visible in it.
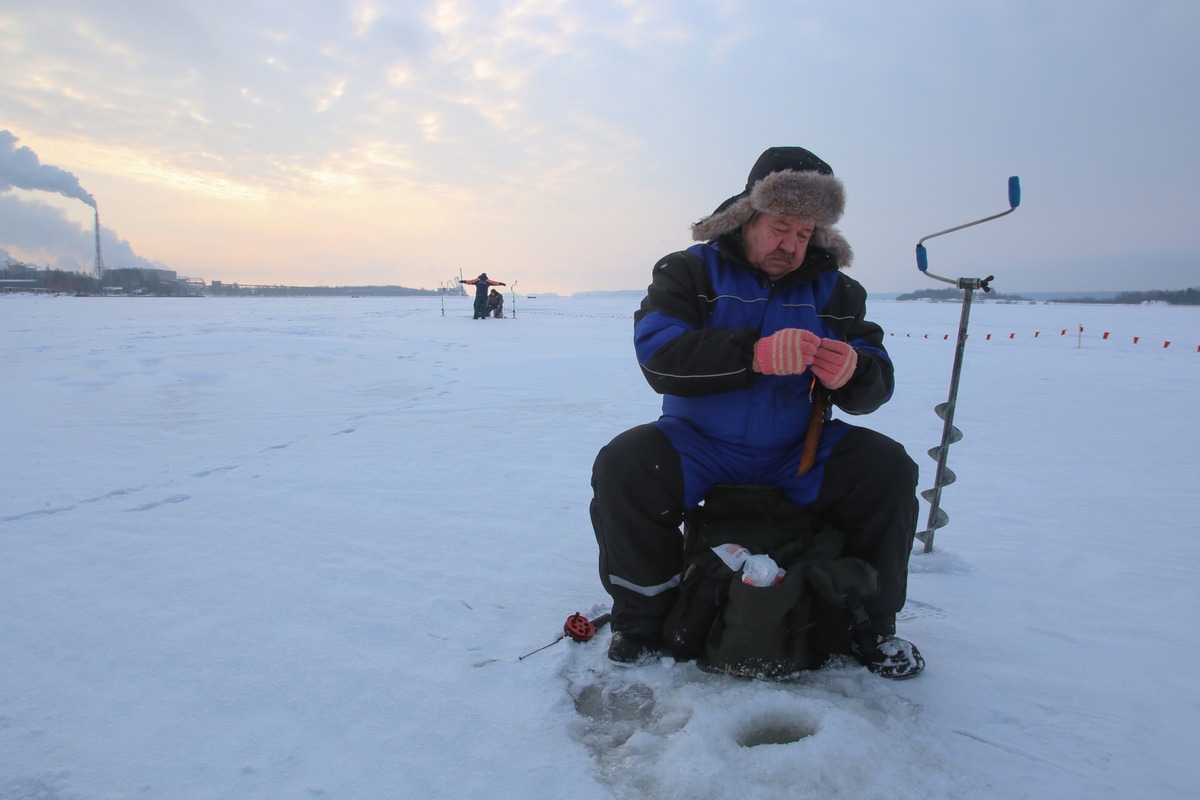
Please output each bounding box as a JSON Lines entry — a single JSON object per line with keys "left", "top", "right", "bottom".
{"left": 692, "top": 170, "right": 845, "bottom": 240}
{"left": 812, "top": 227, "right": 853, "bottom": 268}
{"left": 691, "top": 169, "right": 852, "bottom": 267}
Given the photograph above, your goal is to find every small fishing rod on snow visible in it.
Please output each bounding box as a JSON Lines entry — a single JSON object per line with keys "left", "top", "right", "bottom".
{"left": 914, "top": 176, "right": 1021, "bottom": 553}
{"left": 518, "top": 611, "right": 610, "bottom": 660}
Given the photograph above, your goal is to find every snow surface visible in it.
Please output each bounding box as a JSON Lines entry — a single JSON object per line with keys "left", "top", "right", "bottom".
{"left": 2, "top": 293, "right": 1198, "bottom": 800}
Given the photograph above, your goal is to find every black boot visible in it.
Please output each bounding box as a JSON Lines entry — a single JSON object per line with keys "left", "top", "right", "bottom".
{"left": 851, "top": 634, "right": 925, "bottom": 679}
{"left": 607, "top": 629, "right": 662, "bottom": 664}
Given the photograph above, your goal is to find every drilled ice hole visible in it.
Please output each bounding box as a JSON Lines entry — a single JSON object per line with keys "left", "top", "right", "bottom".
{"left": 735, "top": 714, "right": 818, "bottom": 747}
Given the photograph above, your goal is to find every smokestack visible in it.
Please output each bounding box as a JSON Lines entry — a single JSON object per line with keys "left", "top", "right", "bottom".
{"left": 94, "top": 208, "right": 105, "bottom": 281}
{"left": 2, "top": 130, "right": 103, "bottom": 280}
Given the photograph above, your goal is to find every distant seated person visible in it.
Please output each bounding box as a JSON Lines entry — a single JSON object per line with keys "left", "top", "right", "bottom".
{"left": 487, "top": 288, "right": 505, "bottom": 318}
{"left": 459, "top": 273, "right": 506, "bottom": 319}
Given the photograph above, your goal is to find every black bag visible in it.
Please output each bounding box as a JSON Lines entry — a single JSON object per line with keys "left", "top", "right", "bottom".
{"left": 662, "top": 485, "right": 879, "bottom": 679}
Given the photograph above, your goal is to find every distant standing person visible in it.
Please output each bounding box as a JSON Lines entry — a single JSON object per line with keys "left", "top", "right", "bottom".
{"left": 460, "top": 273, "right": 506, "bottom": 319}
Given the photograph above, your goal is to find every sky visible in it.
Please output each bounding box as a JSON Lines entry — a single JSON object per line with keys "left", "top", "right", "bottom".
{"left": 2, "top": 0, "right": 1198, "bottom": 296}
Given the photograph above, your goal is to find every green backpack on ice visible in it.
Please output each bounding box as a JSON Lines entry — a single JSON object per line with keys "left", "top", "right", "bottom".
{"left": 662, "top": 485, "right": 880, "bottom": 679}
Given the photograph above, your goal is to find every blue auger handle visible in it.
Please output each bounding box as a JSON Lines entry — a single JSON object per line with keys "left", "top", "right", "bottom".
{"left": 914, "top": 175, "right": 1020, "bottom": 275}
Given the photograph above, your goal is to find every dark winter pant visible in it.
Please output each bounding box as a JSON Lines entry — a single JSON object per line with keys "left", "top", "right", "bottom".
{"left": 473, "top": 296, "right": 488, "bottom": 318}
{"left": 590, "top": 424, "right": 919, "bottom": 641}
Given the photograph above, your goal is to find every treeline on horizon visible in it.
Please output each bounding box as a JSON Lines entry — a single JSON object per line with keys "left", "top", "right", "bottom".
{"left": 1, "top": 261, "right": 448, "bottom": 297}
{"left": 206, "top": 283, "right": 441, "bottom": 297}
{"left": 896, "top": 287, "right": 1200, "bottom": 306}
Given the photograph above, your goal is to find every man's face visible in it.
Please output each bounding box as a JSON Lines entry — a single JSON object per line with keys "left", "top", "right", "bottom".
{"left": 741, "top": 213, "right": 815, "bottom": 280}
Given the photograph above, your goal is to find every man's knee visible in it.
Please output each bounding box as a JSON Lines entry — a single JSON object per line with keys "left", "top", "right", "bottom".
{"left": 877, "top": 435, "right": 919, "bottom": 491}
{"left": 593, "top": 424, "right": 683, "bottom": 497}
{"left": 833, "top": 428, "right": 918, "bottom": 490}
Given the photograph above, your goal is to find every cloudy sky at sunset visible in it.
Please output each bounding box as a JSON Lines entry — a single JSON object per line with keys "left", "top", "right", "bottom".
{"left": 2, "top": 1, "right": 1197, "bottom": 295}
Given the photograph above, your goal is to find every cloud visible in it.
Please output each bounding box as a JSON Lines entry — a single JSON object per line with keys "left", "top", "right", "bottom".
{"left": 2, "top": 2, "right": 1198, "bottom": 294}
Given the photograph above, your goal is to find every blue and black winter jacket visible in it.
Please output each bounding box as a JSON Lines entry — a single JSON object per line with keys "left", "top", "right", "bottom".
{"left": 634, "top": 237, "right": 893, "bottom": 451}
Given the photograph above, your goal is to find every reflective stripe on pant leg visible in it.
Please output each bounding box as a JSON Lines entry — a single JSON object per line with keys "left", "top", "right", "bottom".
{"left": 608, "top": 573, "right": 681, "bottom": 597}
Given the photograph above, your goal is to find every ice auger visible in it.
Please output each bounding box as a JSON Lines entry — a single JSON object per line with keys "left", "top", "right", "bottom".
{"left": 913, "top": 176, "right": 1021, "bottom": 553}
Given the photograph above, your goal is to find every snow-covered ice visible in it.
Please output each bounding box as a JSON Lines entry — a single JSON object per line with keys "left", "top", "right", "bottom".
{"left": 2, "top": 293, "right": 1198, "bottom": 799}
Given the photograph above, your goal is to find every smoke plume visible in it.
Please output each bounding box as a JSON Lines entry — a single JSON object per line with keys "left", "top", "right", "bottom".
{"left": 1, "top": 193, "right": 160, "bottom": 273}
{"left": 0, "top": 130, "right": 96, "bottom": 208}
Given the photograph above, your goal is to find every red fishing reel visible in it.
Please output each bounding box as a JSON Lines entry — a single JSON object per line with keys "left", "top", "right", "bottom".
{"left": 564, "top": 612, "right": 598, "bottom": 642}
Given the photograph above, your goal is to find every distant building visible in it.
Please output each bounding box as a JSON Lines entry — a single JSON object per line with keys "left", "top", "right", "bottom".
{"left": 1, "top": 278, "right": 46, "bottom": 293}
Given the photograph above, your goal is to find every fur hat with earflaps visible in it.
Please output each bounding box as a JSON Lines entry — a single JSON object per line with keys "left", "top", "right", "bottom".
{"left": 691, "top": 146, "right": 853, "bottom": 267}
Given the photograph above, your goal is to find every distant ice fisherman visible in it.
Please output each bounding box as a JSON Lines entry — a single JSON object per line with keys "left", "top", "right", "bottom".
{"left": 459, "top": 273, "right": 506, "bottom": 319}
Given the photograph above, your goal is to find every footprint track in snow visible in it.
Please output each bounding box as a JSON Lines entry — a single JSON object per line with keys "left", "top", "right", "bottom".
{"left": 122, "top": 494, "right": 191, "bottom": 512}
{"left": 897, "top": 599, "right": 948, "bottom": 621}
